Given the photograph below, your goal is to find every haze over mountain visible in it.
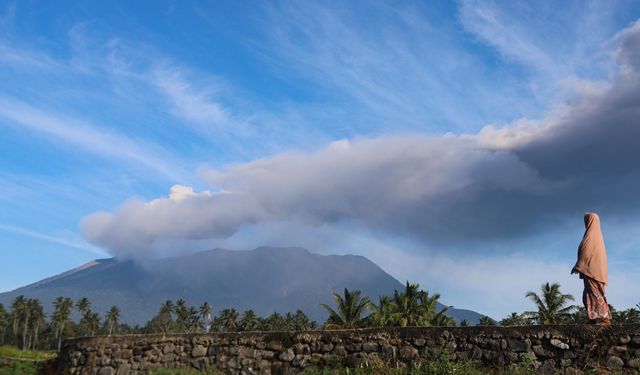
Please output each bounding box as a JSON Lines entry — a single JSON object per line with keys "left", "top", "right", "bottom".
{"left": 0, "top": 247, "right": 485, "bottom": 325}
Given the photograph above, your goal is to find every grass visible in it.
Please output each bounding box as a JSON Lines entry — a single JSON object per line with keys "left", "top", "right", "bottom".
{"left": 148, "top": 369, "right": 218, "bottom": 375}
{"left": 0, "top": 346, "right": 56, "bottom": 362}
{"left": 0, "top": 361, "right": 39, "bottom": 375}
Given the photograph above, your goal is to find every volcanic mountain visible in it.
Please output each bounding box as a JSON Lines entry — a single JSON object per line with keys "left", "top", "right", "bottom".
{"left": 0, "top": 247, "right": 486, "bottom": 324}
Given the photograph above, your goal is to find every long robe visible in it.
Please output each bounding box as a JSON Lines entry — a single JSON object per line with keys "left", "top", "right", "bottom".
{"left": 572, "top": 212, "right": 611, "bottom": 321}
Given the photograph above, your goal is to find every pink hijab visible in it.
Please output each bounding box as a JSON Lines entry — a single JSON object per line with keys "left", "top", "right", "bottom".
{"left": 573, "top": 212, "right": 608, "bottom": 285}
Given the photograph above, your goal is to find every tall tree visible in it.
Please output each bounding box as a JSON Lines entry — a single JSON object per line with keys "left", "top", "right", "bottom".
{"left": 84, "top": 312, "right": 101, "bottom": 336}
{"left": 105, "top": 306, "right": 120, "bottom": 336}
{"left": 76, "top": 297, "right": 91, "bottom": 316}
{"left": 370, "top": 295, "right": 394, "bottom": 327}
{"left": 389, "top": 282, "right": 446, "bottom": 327}
{"left": 525, "top": 282, "right": 575, "bottom": 324}
{"left": 239, "top": 310, "right": 258, "bottom": 332}
{"left": 321, "top": 288, "right": 371, "bottom": 329}
{"left": 52, "top": 297, "right": 74, "bottom": 352}
{"left": 26, "top": 299, "right": 45, "bottom": 350}
{"left": 478, "top": 316, "right": 496, "bottom": 326}
{"left": 500, "top": 312, "right": 527, "bottom": 326}
{"left": 0, "top": 303, "right": 7, "bottom": 345}
{"left": 198, "top": 303, "right": 212, "bottom": 333}
{"left": 218, "top": 309, "right": 239, "bottom": 332}
{"left": 153, "top": 300, "right": 175, "bottom": 336}
{"left": 292, "top": 310, "right": 316, "bottom": 331}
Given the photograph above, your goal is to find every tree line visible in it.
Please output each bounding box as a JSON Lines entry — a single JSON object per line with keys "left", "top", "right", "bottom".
{"left": 1, "top": 281, "right": 639, "bottom": 353}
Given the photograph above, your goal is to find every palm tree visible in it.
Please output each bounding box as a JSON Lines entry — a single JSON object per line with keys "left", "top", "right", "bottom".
{"left": 431, "top": 307, "right": 454, "bottom": 327}
{"left": 105, "top": 306, "right": 120, "bottom": 336}
{"left": 370, "top": 295, "right": 394, "bottom": 327}
{"left": 525, "top": 282, "right": 575, "bottom": 324}
{"left": 292, "top": 310, "right": 315, "bottom": 330}
{"left": 26, "top": 299, "right": 44, "bottom": 350}
{"left": 10, "top": 296, "right": 26, "bottom": 340}
{"left": 458, "top": 319, "right": 469, "bottom": 327}
{"left": 175, "top": 299, "right": 188, "bottom": 332}
{"left": 239, "top": 310, "right": 259, "bottom": 332}
{"left": 76, "top": 297, "right": 91, "bottom": 315}
{"left": 389, "top": 282, "right": 445, "bottom": 327}
{"left": 185, "top": 307, "right": 201, "bottom": 333}
{"left": 218, "top": 308, "right": 239, "bottom": 332}
{"left": 155, "top": 300, "right": 175, "bottom": 336}
{"left": 52, "top": 297, "right": 74, "bottom": 351}
{"left": 10, "top": 295, "right": 30, "bottom": 350}
{"left": 0, "top": 304, "right": 7, "bottom": 345}
{"left": 198, "top": 303, "right": 212, "bottom": 333}
{"left": 84, "top": 312, "right": 101, "bottom": 336}
{"left": 261, "top": 312, "right": 284, "bottom": 331}
{"left": 500, "top": 312, "right": 527, "bottom": 326}
{"left": 477, "top": 316, "right": 496, "bottom": 326}
{"left": 321, "top": 288, "right": 371, "bottom": 329}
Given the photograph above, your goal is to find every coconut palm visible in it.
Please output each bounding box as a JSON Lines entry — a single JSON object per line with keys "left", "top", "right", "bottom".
{"left": 370, "top": 295, "right": 394, "bottom": 327}
{"left": 477, "top": 316, "right": 496, "bottom": 326}
{"left": 218, "top": 308, "right": 239, "bottom": 332}
{"left": 84, "top": 312, "right": 101, "bottom": 336}
{"left": 321, "top": 288, "right": 372, "bottom": 329}
{"left": 239, "top": 310, "right": 259, "bottom": 331}
{"left": 431, "top": 307, "right": 454, "bottom": 327}
{"left": 292, "top": 310, "right": 316, "bottom": 331}
{"left": 10, "top": 296, "right": 26, "bottom": 340}
{"left": 26, "top": 299, "right": 44, "bottom": 350}
{"left": 0, "top": 303, "right": 7, "bottom": 345}
{"left": 198, "top": 303, "right": 212, "bottom": 333}
{"left": 52, "top": 297, "right": 74, "bottom": 351}
{"left": 525, "top": 282, "right": 575, "bottom": 324}
{"left": 184, "top": 307, "right": 201, "bottom": 333}
{"left": 105, "top": 306, "right": 120, "bottom": 336}
{"left": 500, "top": 312, "right": 527, "bottom": 326}
{"left": 155, "top": 300, "right": 175, "bottom": 336}
{"left": 261, "top": 312, "right": 284, "bottom": 331}
{"left": 389, "top": 282, "right": 445, "bottom": 327}
{"left": 75, "top": 297, "right": 91, "bottom": 316}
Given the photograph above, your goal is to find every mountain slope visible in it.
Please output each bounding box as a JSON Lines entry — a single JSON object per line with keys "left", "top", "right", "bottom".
{"left": 0, "top": 247, "right": 486, "bottom": 324}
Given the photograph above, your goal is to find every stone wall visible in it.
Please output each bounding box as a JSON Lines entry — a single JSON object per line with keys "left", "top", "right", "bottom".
{"left": 55, "top": 325, "right": 640, "bottom": 374}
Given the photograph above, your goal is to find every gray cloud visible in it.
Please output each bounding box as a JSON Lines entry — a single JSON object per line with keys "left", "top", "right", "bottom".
{"left": 82, "top": 20, "right": 640, "bottom": 258}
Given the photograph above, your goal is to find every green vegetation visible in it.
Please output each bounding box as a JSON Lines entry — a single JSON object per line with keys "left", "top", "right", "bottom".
{"left": 0, "top": 346, "right": 55, "bottom": 361}
{"left": 0, "top": 360, "right": 39, "bottom": 375}
{"left": 148, "top": 369, "right": 218, "bottom": 375}
{"left": 321, "top": 283, "right": 453, "bottom": 330}
{"left": 298, "top": 350, "right": 537, "bottom": 375}
{"left": 524, "top": 282, "right": 575, "bottom": 324}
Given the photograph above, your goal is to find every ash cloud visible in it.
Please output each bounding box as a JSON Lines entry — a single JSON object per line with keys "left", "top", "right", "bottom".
{"left": 82, "top": 21, "right": 640, "bottom": 258}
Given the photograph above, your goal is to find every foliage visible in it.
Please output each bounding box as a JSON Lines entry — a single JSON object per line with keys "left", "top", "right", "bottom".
{"left": 525, "top": 282, "right": 575, "bottom": 324}
{"left": 500, "top": 312, "right": 528, "bottom": 326}
{"left": 321, "top": 289, "right": 372, "bottom": 329}
{"left": 147, "top": 369, "right": 218, "bottom": 375}
{"left": 477, "top": 316, "right": 495, "bottom": 326}
{"left": 0, "top": 360, "right": 39, "bottom": 375}
{"left": 0, "top": 346, "right": 56, "bottom": 361}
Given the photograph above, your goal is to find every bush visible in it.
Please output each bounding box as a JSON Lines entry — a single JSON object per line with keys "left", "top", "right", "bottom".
{"left": 0, "top": 361, "right": 38, "bottom": 375}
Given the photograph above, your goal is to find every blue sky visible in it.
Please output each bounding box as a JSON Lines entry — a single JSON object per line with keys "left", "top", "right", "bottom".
{"left": 2, "top": 0, "right": 640, "bottom": 319}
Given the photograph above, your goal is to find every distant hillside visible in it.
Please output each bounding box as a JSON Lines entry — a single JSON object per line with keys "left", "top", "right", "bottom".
{"left": 0, "top": 246, "right": 487, "bottom": 324}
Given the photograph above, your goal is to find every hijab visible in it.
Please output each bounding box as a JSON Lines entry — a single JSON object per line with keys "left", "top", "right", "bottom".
{"left": 573, "top": 212, "right": 608, "bottom": 284}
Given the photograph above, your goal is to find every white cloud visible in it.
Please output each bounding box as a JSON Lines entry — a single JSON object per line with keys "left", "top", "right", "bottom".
{"left": 0, "top": 97, "right": 189, "bottom": 181}
{"left": 0, "top": 224, "right": 106, "bottom": 256}
{"left": 150, "top": 65, "right": 234, "bottom": 130}
{"left": 83, "top": 19, "right": 640, "bottom": 263}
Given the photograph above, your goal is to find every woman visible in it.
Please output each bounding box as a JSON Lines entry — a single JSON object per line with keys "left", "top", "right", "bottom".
{"left": 571, "top": 212, "right": 612, "bottom": 325}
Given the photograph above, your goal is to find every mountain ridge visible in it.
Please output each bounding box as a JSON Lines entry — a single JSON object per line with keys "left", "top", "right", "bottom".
{"left": 0, "top": 246, "right": 487, "bottom": 325}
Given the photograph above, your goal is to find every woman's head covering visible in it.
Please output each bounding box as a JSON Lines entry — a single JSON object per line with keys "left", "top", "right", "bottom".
{"left": 573, "top": 212, "right": 608, "bottom": 284}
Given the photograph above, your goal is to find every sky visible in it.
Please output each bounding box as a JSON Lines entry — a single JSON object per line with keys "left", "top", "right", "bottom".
{"left": 1, "top": 0, "right": 640, "bottom": 320}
